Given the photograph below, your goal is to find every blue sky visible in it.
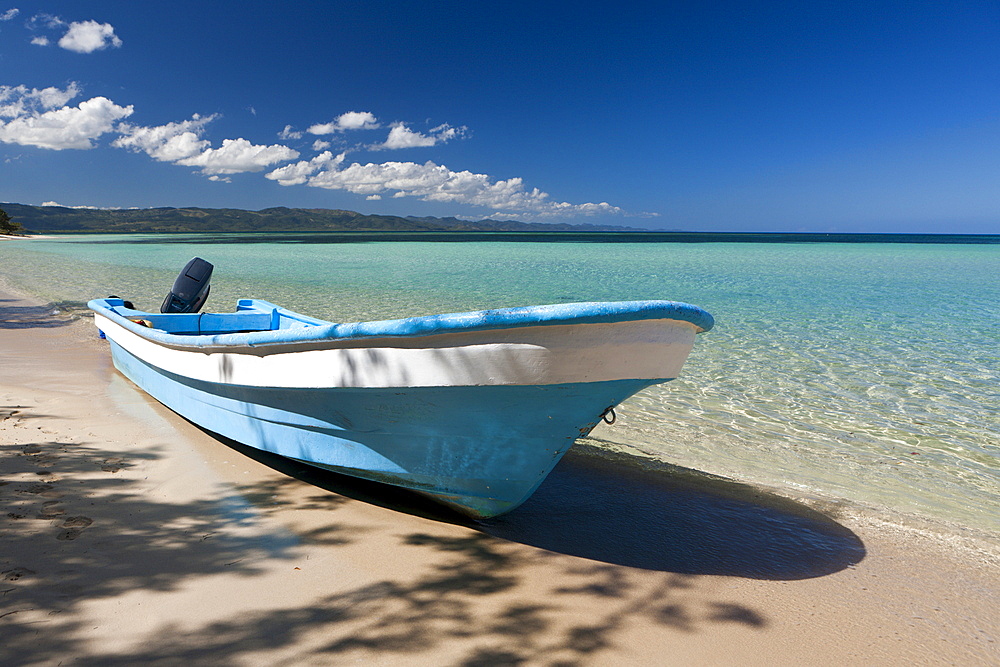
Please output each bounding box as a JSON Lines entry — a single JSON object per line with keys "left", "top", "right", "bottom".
{"left": 2, "top": 1, "right": 999, "bottom": 232}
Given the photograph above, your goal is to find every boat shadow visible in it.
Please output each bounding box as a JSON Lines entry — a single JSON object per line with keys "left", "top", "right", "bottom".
{"left": 218, "top": 435, "right": 866, "bottom": 581}
{"left": 482, "top": 441, "right": 866, "bottom": 579}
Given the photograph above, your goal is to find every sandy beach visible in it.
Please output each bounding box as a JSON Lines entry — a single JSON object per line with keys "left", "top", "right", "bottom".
{"left": 1, "top": 286, "right": 997, "bottom": 666}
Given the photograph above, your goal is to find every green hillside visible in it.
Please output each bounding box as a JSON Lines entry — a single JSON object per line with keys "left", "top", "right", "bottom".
{"left": 0, "top": 203, "right": 640, "bottom": 234}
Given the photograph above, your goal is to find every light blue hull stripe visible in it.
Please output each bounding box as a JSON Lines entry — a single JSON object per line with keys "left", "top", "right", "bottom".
{"left": 109, "top": 340, "right": 670, "bottom": 517}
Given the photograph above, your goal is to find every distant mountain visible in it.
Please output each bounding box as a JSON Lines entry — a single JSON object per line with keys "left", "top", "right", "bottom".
{"left": 0, "top": 203, "right": 643, "bottom": 234}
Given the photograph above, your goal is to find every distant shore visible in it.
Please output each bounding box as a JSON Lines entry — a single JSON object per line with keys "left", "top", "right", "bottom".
{"left": 1, "top": 282, "right": 998, "bottom": 664}
{"left": 3, "top": 229, "right": 1000, "bottom": 245}
{"left": 4, "top": 202, "right": 1000, "bottom": 241}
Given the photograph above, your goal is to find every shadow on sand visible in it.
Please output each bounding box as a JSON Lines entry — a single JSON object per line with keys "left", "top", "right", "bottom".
{"left": 0, "top": 299, "right": 89, "bottom": 329}
{"left": 1, "top": 404, "right": 864, "bottom": 666}
{"left": 220, "top": 434, "right": 866, "bottom": 581}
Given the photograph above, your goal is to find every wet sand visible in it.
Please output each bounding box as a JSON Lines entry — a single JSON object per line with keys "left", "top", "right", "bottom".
{"left": 1, "top": 287, "right": 997, "bottom": 665}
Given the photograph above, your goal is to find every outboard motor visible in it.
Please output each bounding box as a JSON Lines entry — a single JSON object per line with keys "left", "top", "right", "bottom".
{"left": 161, "top": 257, "right": 213, "bottom": 313}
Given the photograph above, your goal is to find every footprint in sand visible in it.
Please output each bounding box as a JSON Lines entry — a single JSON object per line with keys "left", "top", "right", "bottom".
{"left": 62, "top": 516, "right": 93, "bottom": 528}
{"left": 2, "top": 567, "right": 36, "bottom": 581}
{"left": 56, "top": 516, "right": 93, "bottom": 541}
{"left": 22, "top": 444, "right": 42, "bottom": 454}
{"left": 34, "top": 454, "right": 59, "bottom": 468}
{"left": 38, "top": 501, "right": 65, "bottom": 519}
{"left": 22, "top": 482, "right": 55, "bottom": 495}
{"left": 100, "top": 457, "right": 126, "bottom": 473}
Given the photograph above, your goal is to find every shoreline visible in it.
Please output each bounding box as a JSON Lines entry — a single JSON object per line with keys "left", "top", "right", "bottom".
{"left": 2, "top": 287, "right": 998, "bottom": 664}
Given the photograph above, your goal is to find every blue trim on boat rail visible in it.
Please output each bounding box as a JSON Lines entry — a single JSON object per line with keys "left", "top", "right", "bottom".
{"left": 88, "top": 297, "right": 714, "bottom": 349}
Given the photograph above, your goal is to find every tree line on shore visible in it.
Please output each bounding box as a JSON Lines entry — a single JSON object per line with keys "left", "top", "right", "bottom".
{"left": 0, "top": 206, "right": 23, "bottom": 234}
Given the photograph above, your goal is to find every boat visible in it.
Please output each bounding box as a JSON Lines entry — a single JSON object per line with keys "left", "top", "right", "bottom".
{"left": 89, "top": 258, "right": 714, "bottom": 518}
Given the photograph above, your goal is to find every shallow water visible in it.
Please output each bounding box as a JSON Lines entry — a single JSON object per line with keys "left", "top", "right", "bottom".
{"left": 2, "top": 234, "right": 997, "bottom": 533}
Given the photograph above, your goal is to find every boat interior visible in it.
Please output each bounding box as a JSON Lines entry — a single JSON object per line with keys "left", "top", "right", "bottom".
{"left": 103, "top": 298, "right": 327, "bottom": 336}
{"left": 101, "top": 258, "right": 329, "bottom": 336}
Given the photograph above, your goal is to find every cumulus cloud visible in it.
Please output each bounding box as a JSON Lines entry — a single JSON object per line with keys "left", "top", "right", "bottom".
{"left": 1, "top": 84, "right": 621, "bottom": 217}
{"left": 1, "top": 8, "right": 18, "bottom": 21}
{"left": 113, "top": 115, "right": 216, "bottom": 161}
{"left": 266, "top": 157, "right": 622, "bottom": 218}
{"left": 380, "top": 124, "right": 435, "bottom": 149}
{"left": 308, "top": 111, "right": 379, "bottom": 134}
{"left": 114, "top": 115, "right": 300, "bottom": 177}
{"left": 0, "top": 83, "right": 82, "bottom": 117}
{"left": 175, "top": 138, "right": 299, "bottom": 175}
{"left": 58, "top": 20, "right": 122, "bottom": 53}
{"left": 0, "top": 83, "right": 299, "bottom": 178}
{"left": 376, "top": 122, "right": 466, "bottom": 150}
{"left": 0, "top": 85, "right": 132, "bottom": 150}
{"left": 265, "top": 151, "right": 344, "bottom": 186}
{"left": 31, "top": 36, "right": 49, "bottom": 45}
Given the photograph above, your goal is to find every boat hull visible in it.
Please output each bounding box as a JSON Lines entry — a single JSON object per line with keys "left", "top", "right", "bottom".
{"left": 108, "top": 337, "right": 663, "bottom": 516}
{"left": 91, "top": 298, "right": 712, "bottom": 518}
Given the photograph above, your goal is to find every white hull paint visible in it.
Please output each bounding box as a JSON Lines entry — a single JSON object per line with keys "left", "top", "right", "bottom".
{"left": 93, "top": 314, "right": 697, "bottom": 389}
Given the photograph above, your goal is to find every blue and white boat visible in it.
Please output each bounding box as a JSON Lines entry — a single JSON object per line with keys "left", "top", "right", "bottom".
{"left": 89, "top": 263, "right": 713, "bottom": 518}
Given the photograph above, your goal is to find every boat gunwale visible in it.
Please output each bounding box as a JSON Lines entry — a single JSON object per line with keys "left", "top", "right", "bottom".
{"left": 89, "top": 297, "right": 714, "bottom": 351}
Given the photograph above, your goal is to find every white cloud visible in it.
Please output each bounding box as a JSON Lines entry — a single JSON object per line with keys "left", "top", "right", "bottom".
{"left": 265, "top": 151, "right": 344, "bottom": 186}
{"left": 176, "top": 137, "right": 299, "bottom": 175}
{"left": 1, "top": 8, "right": 19, "bottom": 21}
{"left": 376, "top": 122, "right": 467, "bottom": 150}
{"left": 337, "top": 111, "right": 379, "bottom": 130}
{"left": 278, "top": 125, "right": 303, "bottom": 140}
{"left": 0, "top": 83, "right": 82, "bottom": 117}
{"left": 430, "top": 123, "right": 462, "bottom": 139}
{"left": 113, "top": 115, "right": 216, "bottom": 161}
{"left": 40, "top": 201, "right": 116, "bottom": 209}
{"left": 1, "top": 82, "right": 620, "bottom": 219}
{"left": 0, "top": 94, "right": 132, "bottom": 150}
{"left": 312, "top": 139, "right": 330, "bottom": 151}
{"left": 26, "top": 13, "right": 63, "bottom": 30}
{"left": 31, "top": 36, "right": 49, "bottom": 45}
{"left": 308, "top": 111, "right": 379, "bottom": 134}
{"left": 114, "top": 115, "right": 299, "bottom": 177}
{"left": 268, "top": 157, "right": 622, "bottom": 218}
{"left": 58, "top": 20, "right": 122, "bottom": 53}
{"left": 7, "top": 85, "right": 303, "bottom": 177}
{"left": 380, "top": 124, "right": 436, "bottom": 149}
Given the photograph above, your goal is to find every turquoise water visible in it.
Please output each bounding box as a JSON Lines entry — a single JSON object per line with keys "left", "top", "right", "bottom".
{"left": 2, "top": 234, "right": 998, "bottom": 533}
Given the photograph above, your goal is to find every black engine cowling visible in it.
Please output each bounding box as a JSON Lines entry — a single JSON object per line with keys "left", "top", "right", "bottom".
{"left": 161, "top": 257, "right": 213, "bottom": 314}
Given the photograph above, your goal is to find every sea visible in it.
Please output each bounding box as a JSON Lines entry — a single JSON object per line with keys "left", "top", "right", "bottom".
{"left": 2, "top": 232, "right": 998, "bottom": 537}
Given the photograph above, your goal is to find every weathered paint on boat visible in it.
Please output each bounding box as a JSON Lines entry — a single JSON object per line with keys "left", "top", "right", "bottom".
{"left": 89, "top": 297, "right": 713, "bottom": 517}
